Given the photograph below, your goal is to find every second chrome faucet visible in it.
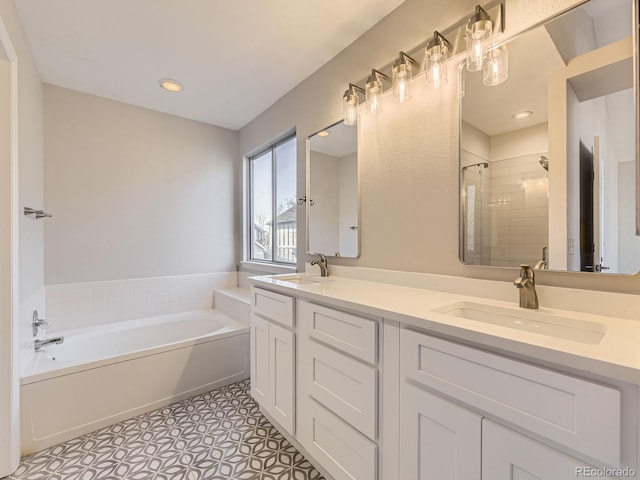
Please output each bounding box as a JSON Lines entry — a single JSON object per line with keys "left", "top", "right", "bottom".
{"left": 514, "top": 264, "right": 538, "bottom": 309}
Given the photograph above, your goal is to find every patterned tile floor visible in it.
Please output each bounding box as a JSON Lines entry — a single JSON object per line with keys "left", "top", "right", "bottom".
{"left": 7, "top": 380, "right": 324, "bottom": 480}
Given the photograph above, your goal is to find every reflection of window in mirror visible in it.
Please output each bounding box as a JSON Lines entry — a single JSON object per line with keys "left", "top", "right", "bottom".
{"left": 459, "top": 0, "right": 638, "bottom": 275}
{"left": 308, "top": 121, "right": 359, "bottom": 258}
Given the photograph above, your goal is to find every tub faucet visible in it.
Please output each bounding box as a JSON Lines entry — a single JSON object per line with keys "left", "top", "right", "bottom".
{"left": 514, "top": 264, "right": 538, "bottom": 309}
{"left": 311, "top": 254, "right": 329, "bottom": 277}
{"left": 35, "top": 336, "right": 64, "bottom": 352}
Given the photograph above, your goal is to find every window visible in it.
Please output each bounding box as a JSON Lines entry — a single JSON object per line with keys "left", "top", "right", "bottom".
{"left": 248, "top": 135, "right": 297, "bottom": 264}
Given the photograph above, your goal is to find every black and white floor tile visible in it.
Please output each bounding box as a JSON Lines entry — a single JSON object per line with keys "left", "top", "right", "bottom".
{"left": 7, "top": 380, "right": 324, "bottom": 480}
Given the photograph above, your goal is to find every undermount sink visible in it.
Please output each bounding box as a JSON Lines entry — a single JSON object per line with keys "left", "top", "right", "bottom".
{"left": 274, "top": 274, "right": 323, "bottom": 285}
{"left": 433, "top": 301, "right": 607, "bottom": 344}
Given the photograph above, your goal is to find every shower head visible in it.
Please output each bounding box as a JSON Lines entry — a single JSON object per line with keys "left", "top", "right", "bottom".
{"left": 539, "top": 155, "right": 549, "bottom": 171}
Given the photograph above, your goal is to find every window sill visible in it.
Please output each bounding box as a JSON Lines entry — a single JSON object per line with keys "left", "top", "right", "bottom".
{"left": 239, "top": 261, "right": 297, "bottom": 275}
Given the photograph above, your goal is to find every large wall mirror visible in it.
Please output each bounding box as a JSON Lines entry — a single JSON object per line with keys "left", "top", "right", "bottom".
{"left": 307, "top": 121, "right": 359, "bottom": 258}
{"left": 460, "top": 0, "right": 639, "bottom": 274}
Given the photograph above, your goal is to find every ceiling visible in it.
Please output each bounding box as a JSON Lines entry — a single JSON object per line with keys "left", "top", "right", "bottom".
{"left": 309, "top": 121, "right": 357, "bottom": 158}
{"left": 15, "top": 0, "right": 406, "bottom": 130}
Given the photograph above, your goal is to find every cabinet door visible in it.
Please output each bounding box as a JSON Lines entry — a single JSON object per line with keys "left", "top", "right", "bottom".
{"left": 267, "top": 321, "right": 295, "bottom": 436}
{"left": 482, "top": 419, "right": 593, "bottom": 480}
{"left": 399, "top": 383, "right": 481, "bottom": 480}
{"left": 250, "top": 314, "right": 270, "bottom": 405}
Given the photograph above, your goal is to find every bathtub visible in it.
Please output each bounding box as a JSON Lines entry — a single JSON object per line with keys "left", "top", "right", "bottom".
{"left": 20, "top": 310, "right": 249, "bottom": 454}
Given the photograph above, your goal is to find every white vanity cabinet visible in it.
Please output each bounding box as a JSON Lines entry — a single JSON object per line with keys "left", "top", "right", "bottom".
{"left": 398, "top": 327, "right": 623, "bottom": 480}
{"left": 297, "top": 300, "right": 380, "bottom": 480}
{"left": 248, "top": 276, "right": 637, "bottom": 480}
{"left": 249, "top": 287, "right": 295, "bottom": 436}
{"left": 482, "top": 420, "right": 594, "bottom": 480}
{"left": 399, "top": 382, "right": 482, "bottom": 479}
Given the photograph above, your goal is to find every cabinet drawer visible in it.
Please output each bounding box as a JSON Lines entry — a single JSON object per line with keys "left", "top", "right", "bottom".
{"left": 299, "top": 300, "right": 377, "bottom": 363}
{"left": 251, "top": 287, "right": 294, "bottom": 328}
{"left": 299, "top": 397, "right": 377, "bottom": 480}
{"left": 401, "top": 329, "right": 621, "bottom": 467}
{"left": 303, "top": 339, "right": 377, "bottom": 440}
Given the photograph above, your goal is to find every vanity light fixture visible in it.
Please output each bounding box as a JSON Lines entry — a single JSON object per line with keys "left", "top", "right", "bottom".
{"left": 343, "top": 83, "right": 365, "bottom": 125}
{"left": 425, "top": 31, "right": 452, "bottom": 89}
{"left": 465, "top": 5, "right": 493, "bottom": 72}
{"left": 392, "top": 51, "right": 418, "bottom": 103}
{"left": 159, "top": 78, "right": 183, "bottom": 92}
{"left": 365, "top": 69, "right": 388, "bottom": 115}
{"left": 483, "top": 44, "right": 508, "bottom": 86}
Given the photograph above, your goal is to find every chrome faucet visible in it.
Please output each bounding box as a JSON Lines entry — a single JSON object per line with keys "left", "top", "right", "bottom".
{"left": 35, "top": 336, "right": 64, "bottom": 352}
{"left": 311, "top": 254, "right": 329, "bottom": 277}
{"left": 32, "top": 310, "right": 50, "bottom": 337}
{"left": 514, "top": 264, "right": 538, "bottom": 309}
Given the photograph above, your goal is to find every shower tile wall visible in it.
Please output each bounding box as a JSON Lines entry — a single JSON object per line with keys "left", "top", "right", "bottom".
{"left": 485, "top": 153, "right": 549, "bottom": 267}
{"left": 44, "top": 272, "right": 237, "bottom": 333}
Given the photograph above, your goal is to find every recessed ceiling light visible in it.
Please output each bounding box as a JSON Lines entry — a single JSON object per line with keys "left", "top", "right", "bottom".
{"left": 159, "top": 78, "right": 183, "bottom": 93}
{"left": 513, "top": 110, "right": 533, "bottom": 120}
{"left": 317, "top": 130, "right": 330, "bottom": 137}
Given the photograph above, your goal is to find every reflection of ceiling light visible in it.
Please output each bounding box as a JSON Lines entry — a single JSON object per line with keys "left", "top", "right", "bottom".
{"left": 513, "top": 110, "right": 533, "bottom": 120}
{"left": 317, "top": 131, "right": 330, "bottom": 137}
{"left": 159, "top": 78, "right": 183, "bottom": 92}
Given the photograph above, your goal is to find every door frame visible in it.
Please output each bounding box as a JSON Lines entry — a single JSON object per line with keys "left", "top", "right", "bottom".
{"left": 0, "top": 11, "right": 20, "bottom": 476}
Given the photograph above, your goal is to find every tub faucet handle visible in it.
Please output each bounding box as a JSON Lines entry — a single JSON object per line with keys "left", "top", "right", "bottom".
{"left": 32, "top": 310, "right": 51, "bottom": 337}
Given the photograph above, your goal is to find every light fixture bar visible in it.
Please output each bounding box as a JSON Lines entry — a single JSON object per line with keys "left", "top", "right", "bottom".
{"left": 339, "top": 2, "right": 504, "bottom": 118}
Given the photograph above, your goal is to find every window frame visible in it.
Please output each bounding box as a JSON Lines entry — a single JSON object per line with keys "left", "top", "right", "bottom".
{"left": 247, "top": 134, "right": 297, "bottom": 266}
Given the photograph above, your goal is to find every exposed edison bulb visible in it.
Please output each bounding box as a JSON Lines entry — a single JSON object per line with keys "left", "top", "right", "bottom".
{"left": 365, "top": 71, "right": 385, "bottom": 115}
{"left": 483, "top": 44, "right": 508, "bottom": 86}
{"left": 392, "top": 61, "right": 412, "bottom": 103}
{"left": 426, "top": 39, "right": 449, "bottom": 89}
{"left": 466, "top": 6, "right": 492, "bottom": 72}
{"left": 343, "top": 88, "right": 360, "bottom": 126}
{"left": 367, "top": 87, "right": 382, "bottom": 115}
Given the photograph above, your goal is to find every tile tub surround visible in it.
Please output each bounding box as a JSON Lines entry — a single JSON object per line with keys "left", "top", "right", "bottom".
{"left": 9, "top": 380, "right": 325, "bottom": 480}
{"left": 44, "top": 272, "right": 238, "bottom": 333}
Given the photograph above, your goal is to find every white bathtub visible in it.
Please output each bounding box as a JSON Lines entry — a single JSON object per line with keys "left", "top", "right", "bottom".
{"left": 20, "top": 310, "right": 249, "bottom": 454}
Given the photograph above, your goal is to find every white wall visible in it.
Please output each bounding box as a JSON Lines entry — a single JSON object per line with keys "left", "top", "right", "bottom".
{"left": 461, "top": 121, "right": 490, "bottom": 164}
{"left": 44, "top": 85, "right": 238, "bottom": 284}
{"left": 238, "top": 0, "right": 640, "bottom": 292}
{"left": 338, "top": 153, "right": 358, "bottom": 257}
{"left": 309, "top": 151, "right": 340, "bottom": 254}
{"left": 490, "top": 123, "right": 548, "bottom": 162}
{"left": 618, "top": 161, "right": 640, "bottom": 274}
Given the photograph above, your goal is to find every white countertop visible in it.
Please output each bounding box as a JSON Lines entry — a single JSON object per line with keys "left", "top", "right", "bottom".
{"left": 249, "top": 273, "right": 640, "bottom": 385}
